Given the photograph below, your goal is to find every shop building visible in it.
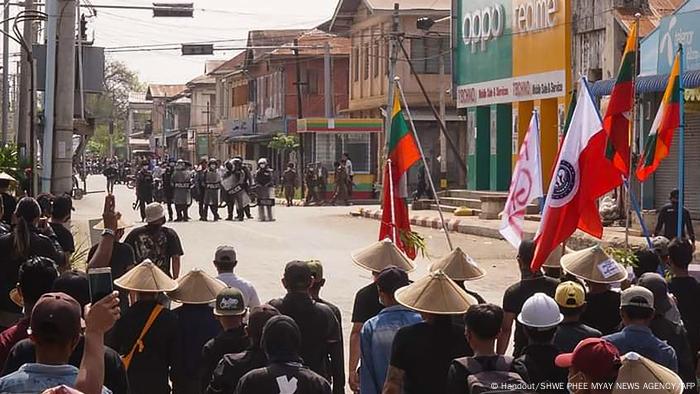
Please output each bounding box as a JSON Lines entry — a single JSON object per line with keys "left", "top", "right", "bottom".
{"left": 454, "top": 0, "right": 572, "bottom": 191}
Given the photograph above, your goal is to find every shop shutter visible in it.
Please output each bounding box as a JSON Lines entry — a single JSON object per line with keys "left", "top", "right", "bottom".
{"left": 654, "top": 110, "right": 700, "bottom": 218}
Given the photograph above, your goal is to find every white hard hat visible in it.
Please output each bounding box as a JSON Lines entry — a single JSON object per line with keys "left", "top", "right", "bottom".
{"left": 258, "top": 158, "right": 268, "bottom": 164}
{"left": 517, "top": 292, "right": 563, "bottom": 329}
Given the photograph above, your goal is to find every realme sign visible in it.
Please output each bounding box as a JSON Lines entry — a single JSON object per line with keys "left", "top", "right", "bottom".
{"left": 513, "top": 0, "right": 558, "bottom": 33}
{"left": 462, "top": 3, "right": 506, "bottom": 53}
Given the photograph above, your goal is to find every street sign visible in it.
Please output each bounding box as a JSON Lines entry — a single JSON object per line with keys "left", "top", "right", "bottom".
{"left": 181, "top": 44, "right": 214, "bottom": 56}
{"left": 152, "top": 3, "right": 194, "bottom": 17}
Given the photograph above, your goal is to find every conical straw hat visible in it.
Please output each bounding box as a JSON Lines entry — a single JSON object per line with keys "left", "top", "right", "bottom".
{"left": 612, "top": 352, "right": 683, "bottom": 394}
{"left": 542, "top": 246, "right": 576, "bottom": 268}
{"left": 167, "top": 269, "right": 227, "bottom": 304}
{"left": 429, "top": 247, "right": 485, "bottom": 281}
{"left": 0, "top": 172, "right": 17, "bottom": 183}
{"left": 114, "top": 259, "right": 179, "bottom": 292}
{"left": 351, "top": 238, "right": 415, "bottom": 272}
{"left": 9, "top": 287, "right": 22, "bottom": 307}
{"left": 561, "top": 245, "right": 627, "bottom": 284}
{"left": 395, "top": 270, "right": 478, "bottom": 314}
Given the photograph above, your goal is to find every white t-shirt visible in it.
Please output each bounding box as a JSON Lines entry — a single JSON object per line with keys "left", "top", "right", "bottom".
{"left": 216, "top": 272, "right": 261, "bottom": 308}
{"left": 345, "top": 159, "right": 353, "bottom": 176}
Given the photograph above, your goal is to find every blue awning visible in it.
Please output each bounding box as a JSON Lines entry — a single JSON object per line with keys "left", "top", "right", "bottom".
{"left": 590, "top": 70, "right": 700, "bottom": 97}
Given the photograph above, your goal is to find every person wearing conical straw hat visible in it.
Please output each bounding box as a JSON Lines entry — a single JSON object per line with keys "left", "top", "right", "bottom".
{"left": 348, "top": 238, "right": 414, "bottom": 392}
{"left": 358, "top": 266, "right": 421, "bottom": 394}
{"left": 167, "top": 269, "right": 226, "bottom": 394}
{"left": 383, "top": 270, "right": 477, "bottom": 394}
{"left": 201, "top": 287, "right": 251, "bottom": 392}
{"left": 602, "top": 286, "right": 678, "bottom": 372}
{"left": 497, "top": 240, "right": 559, "bottom": 357}
{"left": 430, "top": 247, "right": 486, "bottom": 305}
{"left": 0, "top": 172, "right": 17, "bottom": 226}
{"left": 612, "top": 352, "right": 684, "bottom": 394}
{"left": 110, "top": 259, "right": 181, "bottom": 394}
{"left": 563, "top": 245, "right": 627, "bottom": 336}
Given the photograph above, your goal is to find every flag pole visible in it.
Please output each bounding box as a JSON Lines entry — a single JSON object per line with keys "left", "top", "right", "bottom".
{"left": 395, "top": 77, "right": 453, "bottom": 250}
{"left": 625, "top": 15, "right": 641, "bottom": 249}
{"left": 677, "top": 44, "right": 685, "bottom": 240}
{"left": 386, "top": 159, "right": 399, "bottom": 243}
{"left": 624, "top": 177, "right": 653, "bottom": 248}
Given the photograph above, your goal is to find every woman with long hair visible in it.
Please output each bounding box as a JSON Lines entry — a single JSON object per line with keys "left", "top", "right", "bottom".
{"left": 0, "top": 197, "right": 62, "bottom": 329}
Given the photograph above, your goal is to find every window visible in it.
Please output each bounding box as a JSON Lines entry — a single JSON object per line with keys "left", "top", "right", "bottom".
{"left": 315, "top": 133, "right": 371, "bottom": 173}
{"left": 353, "top": 47, "right": 360, "bottom": 81}
{"left": 372, "top": 42, "right": 379, "bottom": 77}
{"left": 410, "top": 37, "right": 451, "bottom": 74}
{"left": 305, "top": 69, "right": 319, "bottom": 95}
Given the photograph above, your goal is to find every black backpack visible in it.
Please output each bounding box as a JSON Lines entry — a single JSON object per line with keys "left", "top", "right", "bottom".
{"left": 455, "top": 356, "right": 529, "bottom": 394}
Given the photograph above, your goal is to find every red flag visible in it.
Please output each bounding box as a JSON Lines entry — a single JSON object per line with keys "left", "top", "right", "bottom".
{"left": 379, "top": 161, "right": 416, "bottom": 259}
{"left": 531, "top": 80, "right": 623, "bottom": 272}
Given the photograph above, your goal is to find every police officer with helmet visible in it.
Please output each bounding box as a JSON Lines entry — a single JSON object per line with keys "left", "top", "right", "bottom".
{"left": 255, "top": 158, "right": 275, "bottom": 222}
{"left": 203, "top": 158, "right": 222, "bottom": 221}
{"left": 171, "top": 159, "right": 193, "bottom": 221}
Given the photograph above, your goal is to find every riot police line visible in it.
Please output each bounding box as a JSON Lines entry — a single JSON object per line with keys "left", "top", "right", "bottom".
{"left": 132, "top": 156, "right": 277, "bottom": 223}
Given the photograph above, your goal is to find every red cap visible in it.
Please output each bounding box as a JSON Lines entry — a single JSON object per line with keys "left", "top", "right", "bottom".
{"left": 555, "top": 338, "right": 621, "bottom": 379}
{"left": 29, "top": 292, "right": 82, "bottom": 342}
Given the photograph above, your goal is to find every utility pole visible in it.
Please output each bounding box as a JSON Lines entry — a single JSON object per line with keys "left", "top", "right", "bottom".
{"left": 17, "top": 0, "right": 36, "bottom": 156}
{"left": 51, "top": 0, "right": 76, "bottom": 194}
{"left": 2, "top": 0, "right": 9, "bottom": 145}
{"left": 293, "top": 38, "right": 306, "bottom": 196}
{"left": 204, "top": 100, "right": 211, "bottom": 158}
{"left": 384, "top": 3, "right": 400, "bottom": 156}
{"left": 438, "top": 54, "right": 447, "bottom": 189}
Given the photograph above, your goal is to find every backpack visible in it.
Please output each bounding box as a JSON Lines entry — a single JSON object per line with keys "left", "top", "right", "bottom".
{"left": 456, "top": 356, "right": 528, "bottom": 394}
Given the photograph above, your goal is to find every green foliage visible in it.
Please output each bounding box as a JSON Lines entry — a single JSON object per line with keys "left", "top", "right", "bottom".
{"left": 0, "top": 144, "right": 30, "bottom": 188}
{"left": 268, "top": 133, "right": 300, "bottom": 151}
{"left": 605, "top": 246, "right": 639, "bottom": 268}
{"left": 400, "top": 229, "right": 427, "bottom": 258}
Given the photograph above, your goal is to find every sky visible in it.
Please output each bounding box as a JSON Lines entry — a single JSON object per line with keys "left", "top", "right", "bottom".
{"left": 88, "top": 0, "right": 337, "bottom": 84}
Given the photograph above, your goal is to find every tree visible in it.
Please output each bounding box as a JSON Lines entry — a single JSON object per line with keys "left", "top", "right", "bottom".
{"left": 86, "top": 59, "right": 146, "bottom": 157}
{"left": 268, "top": 133, "right": 300, "bottom": 171}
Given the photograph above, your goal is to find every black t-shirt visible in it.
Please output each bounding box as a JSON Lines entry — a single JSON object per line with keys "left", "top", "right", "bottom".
{"left": 351, "top": 282, "right": 383, "bottom": 324}
{"left": 136, "top": 170, "right": 154, "bottom": 197}
{"left": 0, "top": 231, "right": 62, "bottom": 314}
{"left": 0, "top": 192, "right": 16, "bottom": 225}
{"left": 88, "top": 241, "right": 135, "bottom": 281}
{"left": 207, "top": 347, "right": 267, "bottom": 394}
{"left": 123, "top": 225, "right": 183, "bottom": 277}
{"left": 581, "top": 290, "right": 622, "bottom": 336}
{"left": 513, "top": 343, "right": 568, "bottom": 394}
{"left": 390, "top": 319, "right": 471, "bottom": 394}
{"left": 111, "top": 300, "right": 182, "bottom": 394}
{"left": 502, "top": 275, "right": 559, "bottom": 356}
{"left": 2, "top": 337, "right": 129, "bottom": 394}
{"left": 269, "top": 294, "right": 341, "bottom": 380}
{"left": 669, "top": 276, "right": 700, "bottom": 355}
{"left": 201, "top": 326, "right": 250, "bottom": 390}
{"left": 655, "top": 203, "right": 695, "bottom": 241}
{"left": 235, "top": 362, "right": 331, "bottom": 394}
{"left": 50, "top": 222, "right": 75, "bottom": 253}
{"left": 553, "top": 321, "right": 602, "bottom": 353}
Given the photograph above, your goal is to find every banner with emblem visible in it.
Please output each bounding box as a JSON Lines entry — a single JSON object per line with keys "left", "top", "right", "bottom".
{"left": 500, "top": 111, "right": 543, "bottom": 248}
{"left": 531, "top": 78, "right": 623, "bottom": 271}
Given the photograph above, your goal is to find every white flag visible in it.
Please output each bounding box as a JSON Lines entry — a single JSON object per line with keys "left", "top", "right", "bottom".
{"left": 499, "top": 111, "right": 544, "bottom": 248}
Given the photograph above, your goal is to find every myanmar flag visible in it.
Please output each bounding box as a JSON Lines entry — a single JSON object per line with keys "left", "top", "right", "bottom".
{"left": 636, "top": 51, "right": 681, "bottom": 181}
{"left": 379, "top": 94, "right": 421, "bottom": 259}
{"left": 604, "top": 21, "right": 638, "bottom": 176}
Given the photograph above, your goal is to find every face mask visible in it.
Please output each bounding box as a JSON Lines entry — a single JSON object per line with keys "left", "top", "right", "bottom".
{"left": 143, "top": 166, "right": 149, "bottom": 170}
{"left": 260, "top": 164, "right": 266, "bottom": 168}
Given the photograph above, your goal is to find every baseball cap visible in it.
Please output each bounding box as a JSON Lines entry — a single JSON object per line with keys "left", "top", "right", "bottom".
{"left": 651, "top": 236, "right": 670, "bottom": 257}
{"left": 30, "top": 292, "right": 82, "bottom": 342}
{"left": 214, "top": 287, "right": 247, "bottom": 316}
{"left": 283, "top": 260, "right": 313, "bottom": 289}
{"left": 214, "top": 246, "right": 237, "bottom": 263}
{"left": 376, "top": 266, "right": 410, "bottom": 295}
{"left": 637, "top": 273, "right": 672, "bottom": 313}
{"left": 307, "top": 260, "right": 324, "bottom": 282}
{"left": 555, "top": 338, "right": 621, "bottom": 379}
{"left": 620, "top": 286, "right": 655, "bottom": 310}
{"left": 555, "top": 281, "right": 586, "bottom": 309}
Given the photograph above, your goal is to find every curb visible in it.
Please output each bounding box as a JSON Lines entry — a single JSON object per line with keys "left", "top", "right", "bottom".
{"left": 354, "top": 208, "right": 639, "bottom": 250}
{"left": 275, "top": 199, "right": 305, "bottom": 206}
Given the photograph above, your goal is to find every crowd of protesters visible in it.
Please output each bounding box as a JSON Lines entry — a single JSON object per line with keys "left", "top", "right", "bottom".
{"left": 0, "top": 174, "right": 700, "bottom": 394}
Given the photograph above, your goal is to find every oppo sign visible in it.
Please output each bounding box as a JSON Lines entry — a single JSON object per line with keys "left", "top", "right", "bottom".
{"left": 462, "top": 3, "right": 505, "bottom": 53}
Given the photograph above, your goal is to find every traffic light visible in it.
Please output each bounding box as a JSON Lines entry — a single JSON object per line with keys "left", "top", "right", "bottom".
{"left": 80, "top": 14, "right": 87, "bottom": 42}
{"left": 181, "top": 44, "right": 214, "bottom": 56}
{"left": 152, "top": 3, "right": 194, "bottom": 17}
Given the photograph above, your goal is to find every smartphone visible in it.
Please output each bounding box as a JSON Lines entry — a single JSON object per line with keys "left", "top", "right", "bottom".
{"left": 88, "top": 267, "right": 113, "bottom": 303}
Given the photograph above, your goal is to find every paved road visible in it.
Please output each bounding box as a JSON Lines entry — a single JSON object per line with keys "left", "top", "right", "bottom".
{"left": 73, "top": 175, "right": 519, "bottom": 376}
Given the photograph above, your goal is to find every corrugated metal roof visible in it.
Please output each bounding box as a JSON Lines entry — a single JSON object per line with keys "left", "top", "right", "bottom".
{"left": 330, "top": 0, "right": 450, "bottom": 32}
{"left": 204, "top": 60, "right": 226, "bottom": 74}
{"left": 266, "top": 29, "right": 350, "bottom": 57}
{"left": 209, "top": 51, "right": 246, "bottom": 75}
{"left": 247, "top": 29, "right": 307, "bottom": 63}
{"left": 187, "top": 73, "right": 216, "bottom": 85}
{"left": 366, "top": 0, "right": 450, "bottom": 11}
{"left": 615, "top": 0, "right": 683, "bottom": 36}
{"left": 590, "top": 69, "right": 700, "bottom": 96}
{"left": 146, "top": 84, "right": 186, "bottom": 99}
